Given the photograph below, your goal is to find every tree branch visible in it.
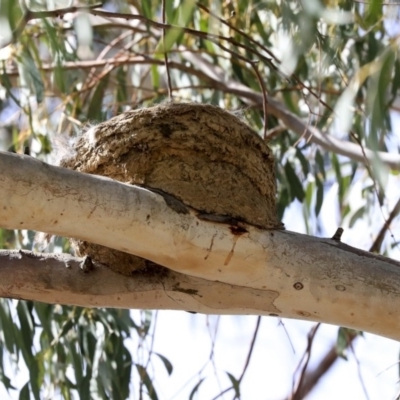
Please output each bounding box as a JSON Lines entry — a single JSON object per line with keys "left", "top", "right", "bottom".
{"left": 180, "top": 53, "right": 400, "bottom": 171}
{"left": 0, "top": 3, "right": 103, "bottom": 49}
{"left": 1, "top": 151, "right": 400, "bottom": 339}
{"left": 0, "top": 250, "right": 279, "bottom": 312}
{"left": 3, "top": 53, "right": 399, "bottom": 170}
{"left": 291, "top": 331, "right": 358, "bottom": 400}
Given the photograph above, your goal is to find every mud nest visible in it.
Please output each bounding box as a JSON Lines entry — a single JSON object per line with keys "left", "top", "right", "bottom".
{"left": 60, "top": 102, "right": 281, "bottom": 275}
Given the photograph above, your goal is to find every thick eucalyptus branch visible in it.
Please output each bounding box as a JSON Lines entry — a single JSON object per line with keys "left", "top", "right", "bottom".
{"left": 1, "top": 151, "right": 400, "bottom": 340}
{"left": 0, "top": 250, "right": 270, "bottom": 313}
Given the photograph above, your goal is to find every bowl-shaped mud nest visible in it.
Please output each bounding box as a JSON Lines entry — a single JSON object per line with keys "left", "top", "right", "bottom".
{"left": 61, "top": 102, "right": 281, "bottom": 275}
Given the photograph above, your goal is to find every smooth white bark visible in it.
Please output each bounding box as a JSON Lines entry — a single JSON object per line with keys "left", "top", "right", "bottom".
{"left": 0, "top": 250, "right": 281, "bottom": 314}
{"left": 1, "top": 151, "right": 400, "bottom": 340}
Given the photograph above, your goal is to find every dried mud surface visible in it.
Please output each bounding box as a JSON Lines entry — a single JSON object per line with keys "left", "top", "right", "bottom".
{"left": 61, "top": 103, "right": 280, "bottom": 275}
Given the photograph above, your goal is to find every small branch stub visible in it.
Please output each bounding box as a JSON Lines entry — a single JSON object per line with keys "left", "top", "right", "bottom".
{"left": 331, "top": 228, "right": 344, "bottom": 242}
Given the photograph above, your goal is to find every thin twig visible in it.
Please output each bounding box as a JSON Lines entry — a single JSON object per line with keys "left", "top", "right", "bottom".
{"left": 265, "top": 125, "right": 287, "bottom": 140}
{"left": 162, "top": 0, "right": 173, "bottom": 99}
{"left": 369, "top": 197, "right": 400, "bottom": 253}
{"left": 278, "top": 318, "right": 296, "bottom": 354}
{"left": 0, "top": 0, "right": 375, "bottom": 169}
{"left": 193, "top": 37, "right": 268, "bottom": 133}
{"left": 238, "top": 316, "right": 262, "bottom": 383}
{"left": 210, "top": 316, "right": 262, "bottom": 400}
{"left": 349, "top": 336, "right": 370, "bottom": 400}
{"left": 353, "top": 0, "right": 399, "bottom": 3}
{"left": 28, "top": 3, "right": 102, "bottom": 19}
{"left": 195, "top": 2, "right": 280, "bottom": 65}
{"left": 206, "top": 316, "right": 224, "bottom": 395}
{"left": 4, "top": 48, "right": 400, "bottom": 171}
{"left": 249, "top": 61, "right": 268, "bottom": 140}
{"left": 90, "top": 9, "right": 261, "bottom": 58}
{"left": 0, "top": 3, "right": 103, "bottom": 49}
{"left": 6, "top": 1, "right": 276, "bottom": 109}
{"left": 290, "top": 330, "right": 358, "bottom": 399}
{"left": 197, "top": 0, "right": 339, "bottom": 122}
{"left": 82, "top": 30, "right": 133, "bottom": 90}
{"left": 290, "top": 323, "right": 320, "bottom": 400}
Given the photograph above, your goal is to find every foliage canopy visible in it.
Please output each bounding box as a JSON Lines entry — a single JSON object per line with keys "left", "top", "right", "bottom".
{"left": 0, "top": 0, "right": 400, "bottom": 398}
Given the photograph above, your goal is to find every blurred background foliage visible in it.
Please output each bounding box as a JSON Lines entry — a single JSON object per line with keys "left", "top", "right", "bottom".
{"left": 1, "top": 0, "right": 400, "bottom": 398}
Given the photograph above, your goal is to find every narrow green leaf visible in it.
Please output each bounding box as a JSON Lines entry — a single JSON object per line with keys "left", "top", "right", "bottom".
{"left": 161, "top": 26, "right": 183, "bottom": 53}
{"left": 56, "top": 318, "right": 75, "bottom": 342}
{"left": 165, "top": 0, "right": 176, "bottom": 22}
{"left": 17, "top": 49, "right": 44, "bottom": 103}
{"left": 16, "top": 302, "right": 34, "bottom": 362}
{"left": 67, "top": 340, "right": 83, "bottom": 386}
{"left": 232, "top": 62, "right": 245, "bottom": 85}
{"left": 315, "top": 174, "right": 324, "bottom": 217}
{"left": 366, "top": 31, "right": 379, "bottom": 63}
{"left": 155, "top": 352, "right": 173, "bottom": 376}
{"left": 305, "top": 181, "right": 313, "bottom": 209}
{"left": 277, "top": 188, "right": 290, "bottom": 220}
{"left": 141, "top": 1, "right": 152, "bottom": 19}
{"left": 136, "top": 365, "right": 158, "bottom": 400}
{"left": 0, "top": 67, "right": 21, "bottom": 108}
{"left": 331, "top": 153, "right": 343, "bottom": 206}
{"left": 29, "top": 358, "right": 41, "bottom": 400}
{"left": 336, "top": 327, "right": 361, "bottom": 360}
{"left": 87, "top": 75, "right": 109, "bottom": 121}
{"left": 18, "top": 382, "right": 30, "bottom": 400}
{"left": 115, "top": 309, "right": 134, "bottom": 334}
{"left": 78, "top": 374, "right": 91, "bottom": 399}
{"left": 252, "top": 11, "right": 271, "bottom": 45}
{"left": 0, "top": 300, "right": 16, "bottom": 354}
{"left": 110, "top": 347, "right": 131, "bottom": 399}
{"left": 0, "top": 345, "right": 16, "bottom": 390}
{"left": 98, "top": 360, "right": 112, "bottom": 396}
{"left": 282, "top": 90, "right": 300, "bottom": 114}
{"left": 80, "top": 330, "right": 97, "bottom": 366}
{"left": 365, "top": 0, "right": 382, "bottom": 25}
{"left": 391, "top": 59, "right": 400, "bottom": 99}
{"left": 3, "top": 0, "right": 23, "bottom": 32}
{"left": 175, "top": 0, "right": 195, "bottom": 45}
{"left": 226, "top": 372, "right": 240, "bottom": 397}
{"left": 284, "top": 161, "right": 305, "bottom": 202}
{"left": 0, "top": 373, "right": 15, "bottom": 392}
{"left": 315, "top": 150, "right": 326, "bottom": 180}
{"left": 336, "top": 327, "right": 349, "bottom": 360}
{"left": 189, "top": 378, "right": 205, "bottom": 400}
{"left": 368, "top": 49, "right": 395, "bottom": 143}
{"left": 296, "top": 148, "right": 310, "bottom": 176}
{"left": 34, "top": 303, "right": 54, "bottom": 341}
{"left": 349, "top": 206, "right": 366, "bottom": 228}
{"left": 151, "top": 64, "right": 160, "bottom": 90}
{"left": 141, "top": 311, "right": 152, "bottom": 337}
{"left": 342, "top": 204, "right": 351, "bottom": 219}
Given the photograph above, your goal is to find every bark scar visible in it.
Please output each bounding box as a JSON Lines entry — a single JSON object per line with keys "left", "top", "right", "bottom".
{"left": 205, "top": 233, "right": 217, "bottom": 260}
{"left": 224, "top": 236, "right": 239, "bottom": 265}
